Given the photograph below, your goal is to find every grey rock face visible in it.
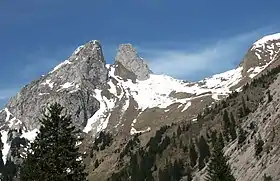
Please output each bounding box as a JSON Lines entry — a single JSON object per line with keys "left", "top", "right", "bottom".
{"left": 114, "top": 44, "right": 152, "bottom": 81}
{"left": 113, "top": 61, "right": 137, "bottom": 83}
{"left": 0, "top": 40, "right": 108, "bottom": 131}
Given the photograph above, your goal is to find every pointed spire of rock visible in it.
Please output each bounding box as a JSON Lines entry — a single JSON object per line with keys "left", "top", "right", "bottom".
{"left": 50, "top": 40, "right": 108, "bottom": 89}
{"left": 114, "top": 44, "right": 152, "bottom": 81}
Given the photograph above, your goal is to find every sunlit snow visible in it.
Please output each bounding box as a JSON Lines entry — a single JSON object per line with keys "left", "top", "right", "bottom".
{"left": 50, "top": 60, "right": 72, "bottom": 73}
{"left": 252, "top": 33, "right": 280, "bottom": 49}
{"left": 4, "top": 108, "right": 11, "bottom": 122}
{"left": 108, "top": 66, "right": 243, "bottom": 111}
{"left": 1, "top": 131, "right": 10, "bottom": 164}
{"left": 130, "top": 127, "right": 151, "bottom": 135}
{"left": 83, "top": 89, "right": 116, "bottom": 134}
{"left": 60, "top": 82, "right": 75, "bottom": 89}
{"left": 73, "top": 45, "right": 85, "bottom": 55}
{"left": 181, "top": 102, "right": 192, "bottom": 112}
{"left": 41, "top": 79, "right": 54, "bottom": 89}
{"left": 20, "top": 129, "right": 39, "bottom": 142}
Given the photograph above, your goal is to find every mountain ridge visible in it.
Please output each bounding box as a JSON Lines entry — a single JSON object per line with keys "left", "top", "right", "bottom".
{"left": 2, "top": 33, "right": 280, "bottom": 136}
{"left": 1, "top": 32, "right": 280, "bottom": 180}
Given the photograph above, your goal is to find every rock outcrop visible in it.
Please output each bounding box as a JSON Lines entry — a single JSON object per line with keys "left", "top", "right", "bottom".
{"left": 114, "top": 44, "right": 152, "bottom": 81}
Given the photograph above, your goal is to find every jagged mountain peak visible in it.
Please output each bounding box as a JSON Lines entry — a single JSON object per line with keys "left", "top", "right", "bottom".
{"left": 114, "top": 43, "right": 152, "bottom": 81}
{"left": 51, "top": 39, "right": 106, "bottom": 75}
{"left": 72, "top": 40, "right": 102, "bottom": 56}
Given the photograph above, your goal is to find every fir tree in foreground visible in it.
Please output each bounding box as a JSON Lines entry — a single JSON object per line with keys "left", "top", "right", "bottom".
{"left": 206, "top": 133, "right": 235, "bottom": 181}
{"left": 20, "top": 103, "right": 88, "bottom": 181}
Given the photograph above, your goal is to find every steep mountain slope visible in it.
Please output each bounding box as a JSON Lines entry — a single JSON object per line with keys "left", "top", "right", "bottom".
{"left": 1, "top": 33, "right": 280, "bottom": 180}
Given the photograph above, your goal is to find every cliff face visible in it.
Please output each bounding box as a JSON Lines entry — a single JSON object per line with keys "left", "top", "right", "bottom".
{"left": 1, "top": 33, "right": 280, "bottom": 180}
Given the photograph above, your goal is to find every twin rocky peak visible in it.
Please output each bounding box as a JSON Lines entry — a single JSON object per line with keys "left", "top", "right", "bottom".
{"left": 0, "top": 40, "right": 153, "bottom": 135}
{"left": 69, "top": 40, "right": 152, "bottom": 84}
{"left": 3, "top": 34, "right": 280, "bottom": 136}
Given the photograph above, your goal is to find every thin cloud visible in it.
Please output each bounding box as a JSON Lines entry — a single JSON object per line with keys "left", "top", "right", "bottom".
{"left": 138, "top": 28, "right": 278, "bottom": 81}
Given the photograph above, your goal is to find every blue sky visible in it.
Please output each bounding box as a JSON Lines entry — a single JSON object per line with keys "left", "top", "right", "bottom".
{"left": 1, "top": 0, "right": 280, "bottom": 108}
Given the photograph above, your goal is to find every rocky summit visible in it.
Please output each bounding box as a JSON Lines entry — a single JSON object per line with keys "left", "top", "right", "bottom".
{"left": 114, "top": 44, "right": 152, "bottom": 81}
{"left": 2, "top": 33, "right": 280, "bottom": 180}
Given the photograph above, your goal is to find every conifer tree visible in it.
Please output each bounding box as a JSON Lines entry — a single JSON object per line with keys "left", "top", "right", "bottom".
{"left": 263, "top": 174, "right": 272, "bottom": 181}
{"left": 197, "top": 135, "right": 210, "bottom": 170}
{"left": 238, "top": 126, "right": 246, "bottom": 146}
{"left": 0, "top": 132, "right": 4, "bottom": 172}
{"left": 205, "top": 135, "right": 235, "bottom": 181}
{"left": 20, "top": 103, "right": 88, "bottom": 181}
{"left": 177, "top": 126, "right": 182, "bottom": 137}
{"left": 218, "top": 132, "right": 225, "bottom": 149}
{"left": 241, "top": 96, "right": 250, "bottom": 116}
{"left": 229, "top": 112, "right": 237, "bottom": 140}
{"left": 189, "top": 139, "right": 198, "bottom": 168}
{"left": 230, "top": 113, "right": 236, "bottom": 126}
{"left": 0, "top": 133, "right": 4, "bottom": 180}
{"left": 222, "top": 110, "right": 231, "bottom": 142}
{"left": 267, "top": 90, "right": 273, "bottom": 103}
{"left": 255, "top": 135, "right": 264, "bottom": 157}
{"left": 238, "top": 107, "right": 244, "bottom": 118}
{"left": 185, "top": 165, "right": 192, "bottom": 181}
{"left": 210, "top": 130, "right": 218, "bottom": 146}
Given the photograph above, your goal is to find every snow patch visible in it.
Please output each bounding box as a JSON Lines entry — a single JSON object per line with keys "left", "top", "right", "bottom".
{"left": 252, "top": 33, "right": 280, "bottom": 49}
{"left": 1, "top": 131, "right": 10, "bottom": 164}
{"left": 4, "top": 108, "right": 23, "bottom": 128}
{"left": 121, "top": 97, "right": 130, "bottom": 115}
{"left": 181, "top": 102, "right": 192, "bottom": 112}
{"left": 108, "top": 79, "right": 118, "bottom": 95}
{"left": 39, "top": 93, "right": 50, "bottom": 96}
{"left": 247, "top": 67, "right": 254, "bottom": 73}
{"left": 192, "top": 118, "right": 197, "bottom": 122}
{"left": 131, "top": 118, "right": 138, "bottom": 127}
{"left": 60, "top": 82, "right": 74, "bottom": 89}
{"left": 73, "top": 45, "right": 85, "bottom": 55}
{"left": 130, "top": 127, "right": 151, "bottom": 135}
{"left": 201, "top": 67, "right": 243, "bottom": 90}
{"left": 76, "top": 156, "right": 82, "bottom": 161}
{"left": 248, "top": 58, "right": 276, "bottom": 79}
{"left": 50, "top": 60, "right": 72, "bottom": 73}
{"left": 76, "top": 141, "right": 82, "bottom": 147}
{"left": 178, "top": 104, "right": 183, "bottom": 108}
{"left": 4, "top": 108, "right": 11, "bottom": 122}
{"left": 83, "top": 90, "right": 104, "bottom": 133}
{"left": 41, "top": 79, "right": 54, "bottom": 89}
{"left": 21, "top": 129, "right": 39, "bottom": 142}
{"left": 83, "top": 89, "right": 117, "bottom": 134}
{"left": 255, "top": 52, "right": 262, "bottom": 59}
